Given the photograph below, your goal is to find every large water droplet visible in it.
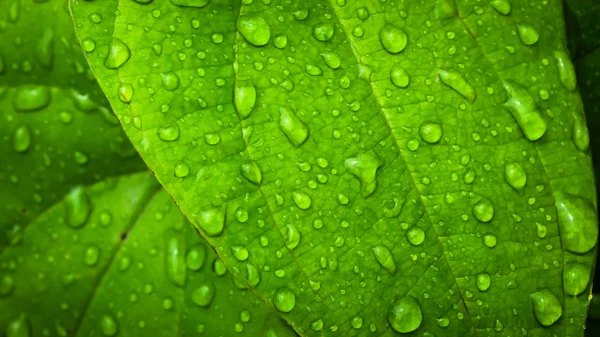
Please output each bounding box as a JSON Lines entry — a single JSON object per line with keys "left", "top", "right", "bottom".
{"left": 284, "top": 224, "right": 301, "bottom": 250}
{"left": 245, "top": 264, "right": 261, "bottom": 287}
{"left": 554, "top": 51, "right": 577, "bottom": 92}
{"left": 390, "top": 64, "right": 409, "bottom": 88}
{"left": 104, "top": 38, "right": 131, "bottom": 69}
{"left": 418, "top": 121, "right": 442, "bottom": 144}
{"left": 372, "top": 245, "right": 396, "bottom": 273}
{"left": 170, "top": 0, "right": 209, "bottom": 7}
{"left": 312, "top": 23, "right": 334, "bottom": 42}
{"left": 231, "top": 245, "right": 249, "bottom": 261}
{"left": 192, "top": 282, "right": 216, "bottom": 307}
{"left": 101, "top": 315, "right": 118, "bottom": 336}
{"left": 563, "top": 262, "right": 591, "bottom": 296}
{"left": 6, "top": 313, "right": 29, "bottom": 337}
{"left": 279, "top": 107, "right": 309, "bottom": 147}
{"left": 166, "top": 234, "right": 186, "bottom": 287}
{"left": 473, "top": 199, "right": 494, "bottom": 223}
{"left": 503, "top": 81, "right": 546, "bottom": 141}
{"left": 186, "top": 244, "right": 206, "bottom": 271}
{"left": 12, "top": 125, "right": 31, "bottom": 153}
{"left": 240, "top": 160, "right": 262, "bottom": 185}
{"left": 344, "top": 150, "right": 384, "bottom": 197}
{"left": 555, "top": 193, "right": 598, "bottom": 254}
{"left": 573, "top": 118, "right": 590, "bottom": 153}
{"left": 406, "top": 227, "right": 425, "bottom": 246}
{"left": 320, "top": 51, "right": 341, "bottom": 69}
{"left": 65, "top": 186, "right": 92, "bottom": 228}
{"left": 157, "top": 123, "right": 180, "bottom": 142}
{"left": 517, "top": 25, "right": 539, "bottom": 46}
{"left": 234, "top": 80, "right": 256, "bottom": 119}
{"left": 476, "top": 272, "right": 491, "bottom": 291}
{"left": 13, "top": 85, "right": 51, "bottom": 112}
{"left": 379, "top": 25, "right": 408, "bottom": 54}
{"left": 530, "top": 289, "right": 562, "bottom": 327}
{"left": 437, "top": 68, "right": 476, "bottom": 103}
{"left": 273, "top": 288, "right": 296, "bottom": 313}
{"left": 195, "top": 208, "right": 225, "bottom": 237}
{"left": 504, "top": 163, "right": 526, "bottom": 190}
{"left": 387, "top": 296, "right": 423, "bottom": 333}
{"left": 118, "top": 83, "right": 134, "bottom": 103}
{"left": 490, "top": 0, "right": 511, "bottom": 15}
{"left": 161, "top": 72, "right": 181, "bottom": 91}
{"left": 237, "top": 16, "right": 271, "bottom": 46}
{"left": 292, "top": 190, "right": 312, "bottom": 210}
{"left": 84, "top": 245, "right": 100, "bottom": 266}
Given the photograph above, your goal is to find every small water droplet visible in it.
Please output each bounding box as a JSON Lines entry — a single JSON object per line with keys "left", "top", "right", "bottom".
{"left": 118, "top": 83, "right": 134, "bottom": 103}
{"left": 284, "top": 224, "right": 301, "bottom": 250}
{"left": 161, "top": 72, "right": 181, "bottom": 91}
{"left": 387, "top": 296, "right": 423, "bottom": 333}
{"left": 0, "top": 275, "right": 15, "bottom": 297}
{"left": 320, "top": 51, "right": 341, "bottom": 69}
{"left": 503, "top": 81, "right": 546, "bottom": 141}
{"left": 101, "top": 315, "right": 118, "bottom": 336}
{"left": 169, "top": 0, "right": 210, "bottom": 8}
{"left": 279, "top": 107, "right": 309, "bottom": 147}
{"left": 473, "top": 199, "right": 494, "bottom": 223}
{"left": 166, "top": 234, "right": 186, "bottom": 287}
{"left": 437, "top": 68, "right": 476, "bottom": 103}
{"left": 390, "top": 64, "right": 409, "bottom": 88}
{"left": 157, "top": 123, "right": 180, "bottom": 142}
{"left": 192, "top": 282, "right": 216, "bottom": 307}
{"left": 553, "top": 51, "right": 577, "bottom": 92}
{"left": 231, "top": 245, "right": 249, "bottom": 261}
{"left": 6, "top": 313, "right": 29, "bottom": 337}
{"left": 406, "top": 227, "right": 425, "bottom": 246}
{"left": 237, "top": 16, "right": 271, "bottom": 46}
{"left": 490, "top": 0, "right": 511, "bottom": 15}
{"left": 556, "top": 193, "right": 598, "bottom": 254}
{"left": 104, "top": 38, "right": 131, "bottom": 69}
{"left": 312, "top": 23, "right": 334, "bottom": 42}
{"left": 344, "top": 150, "right": 384, "bottom": 197}
{"left": 563, "top": 262, "right": 591, "bottom": 296}
{"left": 13, "top": 85, "right": 51, "bottom": 112}
{"left": 240, "top": 160, "right": 263, "bottom": 185}
{"left": 195, "top": 208, "right": 225, "bottom": 237}
{"left": 356, "top": 6, "right": 370, "bottom": 20}
{"left": 530, "top": 289, "right": 562, "bottom": 327}
{"left": 504, "top": 163, "right": 526, "bottom": 190}
{"left": 273, "top": 288, "right": 296, "bottom": 313}
{"left": 234, "top": 80, "right": 256, "bottom": 119}
{"left": 311, "top": 319, "right": 324, "bottom": 331}
{"left": 186, "top": 244, "right": 206, "bottom": 271}
{"left": 65, "top": 186, "right": 92, "bottom": 228}
{"left": 12, "top": 125, "right": 31, "bottom": 153}
{"left": 379, "top": 25, "right": 408, "bottom": 54}
{"left": 418, "top": 121, "right": 442, "bottom": 144}
{"left": 84, "top": 245, "right": 100, "bottom": 266}
{"left": 476, "top": 272, "right": 491, "bottom": 291}
{"left": 572, "top": 118, "right": 590, "bottom": 153}
{"left": 372, "top": 245, "right": 396, "bottom": 273}
{"left": 174, "top": 162, "right": 190, "bottom": 178}
{"left": 292, "top": 190, "right": 312, "bottom": 210}
{"left": 517, "top": 25, "right": 539, "bottom": 46}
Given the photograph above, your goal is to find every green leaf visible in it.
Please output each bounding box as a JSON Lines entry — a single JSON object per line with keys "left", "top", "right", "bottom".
{"left": 0, "top": 0, "right": 146, "bottom": 248}
{"left": 0, "top": 173, "right": 296, "bottom": 337}
{"left": 71, "top": 0, "right": 597, "bottom": 336}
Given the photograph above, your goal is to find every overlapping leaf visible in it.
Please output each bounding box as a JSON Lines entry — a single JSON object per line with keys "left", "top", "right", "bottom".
{"left": 71, "top": 0, "right": 597, "bottom": 336}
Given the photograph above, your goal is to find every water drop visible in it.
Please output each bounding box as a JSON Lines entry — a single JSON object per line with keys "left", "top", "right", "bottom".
{"left": 65, "top": 186, "right": 92, "bottom": 228}
{"left": 387, "top": 296, "right": 423, "bottom": 333}
{"left": 312, "top": 23, "right": 334, "bottom": 42}
{"left": 279, "top": 107, "right": 309, "bottom": 147}
{"left": 530, "top": 289, "right": 562, "bottom": 327}
{"left": 6, "top": 314, "right": 29, "bottom": 337}
{"left": 231, "top": 245, "right": 249, "bottom": 261}
{"left": 0, "top": 275, "right": 15, "bottom": 296}
{"left": 406, "top": 227, "right": 425, "bottom": 246}
{"left": 503, "top": 81, "right": 546, "bottom": 141}
{"left": 292, "top": 190, "right": 312, "bottom": 210}
{"left": 437, "top": 68, "right": 476, "bottom": 103}
{"left": 104, "top": 38, "right": 131, "bottom": 69}
{"left": 273, "top": 34, "right": 288, "bottom": 48}
{"left": 195, "top": 208, "right": 225, "bottom": 237}
{"left": 504, "top": 163, "right": 526, "bottom": 190}
{"left": 555, "top": 193, "right": 598, "bottom": 254}
{"left": 13, "top": 85, "right": 51, "bottom": 112}
{"left": 82, "top": 38, "right": 96, "bottom": 52}
{"left": 344, "top": 150, "right": 384, "bottom": 197}
{"left": 273, "top": 288, "right": 296, "bottom": 313}
{"left": 573, "top": 118, "right": 590, "bottom": 152}
{"left": 473, "top": 199, "right": 494, "bottom": 223}
{"left": 204, "top": 132, "right": 221, "bottom": 145}
{"left": 118, "top": 83, "right": 134, "bottom": 103}
{"left": 517, "top": 25, "right": 539, "bottom": 46}
{"left": 161, "top": 72, "right": 180, "bottom": 91}
{"left": 240, "top": 160, "right": 263, "bottom": 185}
{"left": 563, "top": 262, "right": 591, "bottom": 296}
{"left": 418, "top": 121, "right": 443, "bottom": 144}
{"left": 192, "top": 282, "right": 215, "bottom": 307}
{"left": 169, "top": 0, "right": 210, "bottom": 8}
{"left": 476, "top": 272, "right": 491, "bottom": 291}
{"left": 174, "top": 162, "right": 190, "bottom": 178}
{"left": 390, "top": 64, "right": 409, "bottom": 88}
{"left": 284, "top": 224, "right": 301, "bottom": 250}
{"left": 234, "top": 80, "right": 256, "bottom": 119}
{"left": 157, "top": 123, "right": 180, "bottom": 142}
{"left": 553, "top": 51, "right": 577, "bottom": 92}
{"left": 166, "top": 235, "right": 186, "bottom": 287}
{"left": 490, "top": 0, "right": 511, "bottom": 15}
{"left": 372, "top": 245, "right": 396, "bottom": 273}
{"left": 320, "top": 51, "right": 341, "bottom": 69}
{"left": 101, "top": 315, "right": 118, "bottom": 336}
{"left": 311, "top": 319, "right": 324, "bottom": 331}
{"left": 237, "top": 16, "right": 271, "bottom": 46}
{"left": 483, "top": 234, "right": 497, "bottom": 248}
{"left": 379, "top": 25, "right": 408, "bottom": 54}
{"left": 356, "top": 6, "right": 369, "bottom": 20}
{"left": 186, "top": 244, "right": 206, "bottom": 271}
{"left": 12, "top": 125, "right": 31, "bottom": 153}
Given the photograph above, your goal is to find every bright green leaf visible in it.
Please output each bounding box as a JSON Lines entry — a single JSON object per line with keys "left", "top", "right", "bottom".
{"left": 71, "top": 0, "right": 597, "bottom": 336}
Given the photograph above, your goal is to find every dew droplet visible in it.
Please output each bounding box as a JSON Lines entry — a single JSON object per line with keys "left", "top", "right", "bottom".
{"left": 473, "top": 199, "right": 494, "bottom": 223}
{"left": 437, "top": 68, "right": 476, "bottom": 103}
{"left": 483, "top": 234, "right": 497, "bottom": 248}
{"left": 192, "top": 282, "right": 215, "bottom": 307}
{"left": 311, "top": 319, "right": 324, "bottom": 331}
{"left": 231, "top": 245, "right": 249, "bottom": 261}
{"left": 245, "top": 264, "right": 261, "bottom": 287}
{"left": 118, "top": 83, "right": 134, "bottom": 103}
{"left": 104, "top": 38, "right": 131, "bottom": 69}
{"left": 344, "top": 150, "right": 384, "bottom": 197}
{"left": 237, "top": 16, "right": 271, "bottom": 46}
{"left": 476, "top": 272, "right": 491, "bottom": 291}
{"left": 553, "top": 51, "right": 577, "bottom": 92}
{"left": 161, "top": 72, "right": 180, "bottom": 91}
{"left": 273, "top": 34, "right": 288, "bottom": 48}
{"left": 100, "top": 315, "right": 118, "bottom": 336}
{"left": 174, "top": 162, "right": 190, "bottom": 178}
{"left": 379, "top": 25, "right": 408, "bottom": 54}
{"left": 356, "top": 6, "right": 370, "bottom": 20}
{"left": 504, "top": 163, "right": 526, "bottom": 190}
{"left": 12, "top": 125, "right": 31, "bottom": 153}
{"left": 418, "top": 121, "right": 442, "bottom": 144}
{"left": 572, "top": 118, "right": 590, "bottom": 153}
{"left": 312, "top": 23, "right": 334, "bottom": 42}
{"left": 84, "top": 245, "right": 100, "bottom": 266}
{"left": 170, "top": 0, "right": 210, "bottom": 8}
{"left": 195, "top": 208, "right": 225, "bottom": 237}
{"left": 13, "top": 85, "right": 51, "bottom": 112}
{"left": 204, "top": 132, "right": 221, "bottom": 145}
{"left": 166, "top": 235, "right": 186, "bottom": 287}
{"left": 284, "top": 224, "right": 301, "bottom": 250}
{"left": 490, "top": 0, "right": 511, "bottom": 15}
{"left": 390, "top": 64, "right": 409, "bottom": 88}
{"left": 320, "top": 51, "right": 341, "bottom": 69}
{"left": 503, "top": 81, "right": 546, "bottom": 141}
{"left": 372, "top": 245, "right": 396, "bottom": 273}
{"left": 186, "top": 244, "right": 206, "bottom": 271}
{"left": 292, "top": 190, "right": 312, "bottom": 210}
{"left": 517, "top": 25, "right": 539, "bottom": 46}
{"left": 555, "top": 193, "right": 598, "bottom": 254}
{"left": 279, "top": 107, "right": 309, "bottom": 147}
{"left": 387, "top": 296, "right": 423, "bottom": 333}
{"left": 563, "top": 262, "right": 591, "bottom": 296}
{"left": 157, "top": 123, "right": 180, "bottom": 142}
{"left": 240, "top": 160, "right": 263, "bottom": 185}
{"left": 234, "top": 80, "right": 256, "bottom": 119}
{"left": 530, "top": 289, "right": 562, "bottom": 327}
{"left": 405, "top": 227, "right": 425, "bottom": 246}
{"left": 65, "top": 186, "right": 91, "bottom": 228}
{"left": 0, "top": 275, "right": 15, "bottom": 297}
{"left": 273, "top": 288, "right": 296, "bottom": 313}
